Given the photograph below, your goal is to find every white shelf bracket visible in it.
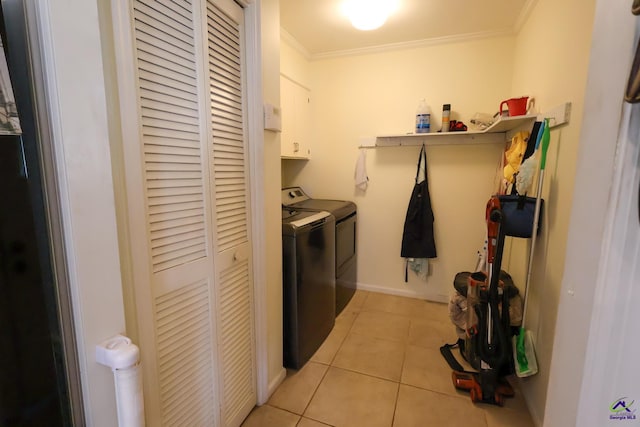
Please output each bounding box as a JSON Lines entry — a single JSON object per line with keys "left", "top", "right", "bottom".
{"left": 541, "top": 102, "right": 572, "bottom": 129}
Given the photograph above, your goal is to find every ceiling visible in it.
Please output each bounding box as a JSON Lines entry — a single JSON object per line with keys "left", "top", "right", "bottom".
{"left": 280, "top": 0, "right": 533, "bottom": 58}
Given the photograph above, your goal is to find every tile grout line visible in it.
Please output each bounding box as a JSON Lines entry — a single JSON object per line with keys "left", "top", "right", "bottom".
{"left": 294, "top": 300, "right": 367, "bottom": 426}
{"left": 296, "top": 293, "right": 370, "bottom": 426}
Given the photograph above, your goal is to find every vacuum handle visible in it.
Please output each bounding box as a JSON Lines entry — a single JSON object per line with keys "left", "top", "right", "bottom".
{"left": 485, "top": 196, "right": 502, "bottom": 264}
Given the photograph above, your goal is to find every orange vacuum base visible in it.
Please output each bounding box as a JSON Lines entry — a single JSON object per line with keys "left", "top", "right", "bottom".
{"left": 451, "top": 371, "right": 514, "bottom": 406}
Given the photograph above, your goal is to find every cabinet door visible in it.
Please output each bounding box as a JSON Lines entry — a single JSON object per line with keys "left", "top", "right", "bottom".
{"left": 293, "top": 83, "right": 311, "bottom": 158}
{"left": 280, "top": 76, "right": 311, "bottom": 159}
{"left": 280, "top": 76, "right": 295, "bottom": 157}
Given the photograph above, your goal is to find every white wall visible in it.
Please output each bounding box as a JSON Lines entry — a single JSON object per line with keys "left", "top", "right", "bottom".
{"left": 283, "top": 36, "right": 518, "bottom": 301}
{"left": 507, "top": 0, "right": 597, "bottom": 424}
{"left": 544, "top": 1, "right": 637, "bottom": 426}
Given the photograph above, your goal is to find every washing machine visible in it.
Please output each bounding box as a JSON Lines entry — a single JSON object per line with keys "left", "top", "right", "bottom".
{"left": 282, "top": 187, "right": 357, "bottom": 315}
{"left": 282, "top": 209, "right": 335, "bottom": 369}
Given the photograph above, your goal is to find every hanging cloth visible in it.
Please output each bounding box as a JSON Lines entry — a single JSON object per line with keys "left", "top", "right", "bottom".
{"left": 502, "top": 131, "right": 529, "bottom": 184}
{"left": 354, "top": 148, "right": 369, "bottom": 191}
{"left": 401, "top": 144, "right": 437, "bottom": 281}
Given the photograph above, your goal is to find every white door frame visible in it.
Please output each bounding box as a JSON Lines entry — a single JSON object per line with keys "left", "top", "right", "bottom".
{"left": 242, "top": 0, "right": 270, "bottom": 406}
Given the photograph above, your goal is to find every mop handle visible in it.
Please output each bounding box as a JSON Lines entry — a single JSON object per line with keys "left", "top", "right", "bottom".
{"left": 522, "top": 119, "right": 550, "bottom": 326}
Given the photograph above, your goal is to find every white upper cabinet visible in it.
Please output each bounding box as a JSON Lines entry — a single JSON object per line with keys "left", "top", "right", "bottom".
{"left": 280, "top": 75, "right": 311, "bottom": 159}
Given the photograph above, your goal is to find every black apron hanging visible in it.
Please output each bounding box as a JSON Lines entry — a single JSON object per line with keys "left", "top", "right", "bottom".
{"left": 401, "top": 144, "right": 437, "bottom": 280}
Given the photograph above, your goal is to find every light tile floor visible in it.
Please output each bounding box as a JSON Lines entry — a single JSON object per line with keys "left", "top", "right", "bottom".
{"left": 242, "top": 290, "right": 535, "bottom": 427}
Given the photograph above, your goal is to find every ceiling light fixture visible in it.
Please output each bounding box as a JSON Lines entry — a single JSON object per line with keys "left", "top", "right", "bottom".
{"left": 341, "top": 0, "right": 399, "bottom": 31}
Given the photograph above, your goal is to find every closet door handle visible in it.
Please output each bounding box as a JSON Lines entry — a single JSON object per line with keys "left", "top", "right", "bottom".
{"left": 229, "top": 246, "right": 249, "bottom": 263}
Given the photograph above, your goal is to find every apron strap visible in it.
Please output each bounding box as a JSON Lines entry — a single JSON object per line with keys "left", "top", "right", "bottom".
{"left": 415, "top": 144, "right": 427, "bottom": 183}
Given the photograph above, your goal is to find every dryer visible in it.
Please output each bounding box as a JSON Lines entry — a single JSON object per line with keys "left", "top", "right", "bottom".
{"left": 282, "top": 187, "right": 357, "bottom": 315}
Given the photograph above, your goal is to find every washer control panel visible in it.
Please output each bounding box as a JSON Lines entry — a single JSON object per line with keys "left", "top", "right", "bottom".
{"left": 282, "top": 187, "right": 310, "bottom": 206}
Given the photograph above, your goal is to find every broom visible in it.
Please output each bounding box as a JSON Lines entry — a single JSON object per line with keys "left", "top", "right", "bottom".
{"left": 513, "top": 118, "right": 550, "bottom": 377}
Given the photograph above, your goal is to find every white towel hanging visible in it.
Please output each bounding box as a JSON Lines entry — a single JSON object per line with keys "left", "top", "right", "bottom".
{"left": 354, "top": 148, "right": 369, "bottom": 191}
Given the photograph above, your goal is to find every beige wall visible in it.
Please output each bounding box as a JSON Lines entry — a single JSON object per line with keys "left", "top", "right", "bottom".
{"left": 282, "top": 36, "right": 518, "bottom": 301}
{"left": 507, "top": 0, "right": 596, "bottom": 424}
{"left": 260, "top": 0, "right": 286, "bottom": 393}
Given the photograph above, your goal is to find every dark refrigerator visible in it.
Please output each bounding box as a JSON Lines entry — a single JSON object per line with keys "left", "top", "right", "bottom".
{"left": 0, "top": 2, "right": 75, "bottom": 425}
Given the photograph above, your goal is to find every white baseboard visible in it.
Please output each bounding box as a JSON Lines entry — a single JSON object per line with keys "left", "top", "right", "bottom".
{"left": 355, "top": 281, "right": 448, "bottom": 304}
{"left": 263, "top": 367, "right": 287, "bottom": 404}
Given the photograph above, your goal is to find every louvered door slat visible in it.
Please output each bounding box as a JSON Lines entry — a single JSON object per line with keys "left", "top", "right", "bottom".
{"left": 158, "top": 318, "right": 210, "bottom": 360}
{"left": 215, "top": 172, "right": 245, "bottom": 181}
{"left": 213, "top": 181, "right": 243, "bottom": 192}
{"left": 211, "top": 70, "right": 241, "bottom": 94}
{"left": 139, "top": 70, "right": 197, "bottom": 100}
{"left": 142, "top": 109, "right": 199, "bottom": 130}
{"left": 137, "top": 41, "right": 195, "bottom": 76}
{"left": 141, "top": 99, "right": 198, "bottom": 119}
{"left": 145, "top": 146, "right": 199, "bottom": 159}
{"left": 146, "top": 170, "right": 202, "bottom": 181}
{"left": 153, "top": 0, "right": 192, "bottom": 22}
{"left": 209, "top": 3, "right": 247, "bottom": 253}
{"left": 213, "top": 135, "right": 243, "bottom": 147}
{"left": 211, "top": 26, "right": 239, "bottom": 55}
{"left": 212, "top": 93, "right": 241, "bottom": 113}
{"left": 155, "top": 279, "right": 215, "bottom": 425}
{"left": 149, "top": 207, "right": 203, "bottom": 222}
{"left": 146, "top": 186, "right": 203, "bottom": 199}
{"left": 219, "top": 259, "right": 253, "bottom": 427}
{"left": 148, "top": 200, "right": 203, "bottom": 215}
{"left": 212, "top": 104, "right": 243, "bottom": 120}
{"left": 213, "top": 126, "right": 243, "bottom": 139}
{"left": 138, "top": 57, "right": 196, "bottom": 92}
{"left": 135, "top": 25, "right": 195, "bottom": 65}
{"left": 215, "top": 152, "right": 244, "bottom": 162}
{"left": 149, "top": 214, "right": 204, "bottom": 232}
{"left": 145, "top": 160, "right": 202, "bottom": 171}
{"left": 147, "top": 178, "right": 202, "bottom": 190}
{"left": 140, "top": 87, "right": 198, "bottom": 111}
{"left": 136, "top": 0, "right": 193, "bottom": 32}
{"left": 210, "top": 62, "right": 241, "bottom": 87}
{"left": 212, "top": 116, "right": 243, "bottom": 132}
{"left": 211, "top": 111, "right": 243, "bottom": 130}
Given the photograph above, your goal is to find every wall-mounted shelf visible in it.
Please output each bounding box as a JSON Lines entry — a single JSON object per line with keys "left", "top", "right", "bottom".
{"left": 361, "top": 114, "right": 537, "bottom": 148}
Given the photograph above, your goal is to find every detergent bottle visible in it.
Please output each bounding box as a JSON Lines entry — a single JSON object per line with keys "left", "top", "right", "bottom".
{"left": 415, "top": 99, "right": 431, "bottom": 133}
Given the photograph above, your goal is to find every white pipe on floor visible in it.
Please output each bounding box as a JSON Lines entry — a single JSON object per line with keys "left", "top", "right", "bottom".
{"left": 96, "top": 335, "right": 145, "bottom": 427}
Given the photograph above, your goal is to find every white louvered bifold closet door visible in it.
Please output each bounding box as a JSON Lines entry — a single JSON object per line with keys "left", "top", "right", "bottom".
{"left": 121, "top": 0, "right": 256, "bottom": 425}
{"left": 206, "top": 1, "right": 256, "bottom": 426}
{"left": 131, "top": 0, "right": 219, "bottom": 425}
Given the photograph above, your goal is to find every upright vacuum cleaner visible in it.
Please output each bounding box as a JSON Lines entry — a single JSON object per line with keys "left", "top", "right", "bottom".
{"left": 447, "top": 196, "right": 515, "bottom": 406}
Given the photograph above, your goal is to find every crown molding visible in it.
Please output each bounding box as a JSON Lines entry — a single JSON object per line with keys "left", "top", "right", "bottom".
{"left": 309, "top": 28, "right": 515, "bottom": 61}
{"left": 280, "top": 27, "right": 312, "bottom": 61}
{"left": 514, "top": 0, "right": 539, "bottom": 33}
{"left": 280, "top": 1, "right": 538, "bottom": 61}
